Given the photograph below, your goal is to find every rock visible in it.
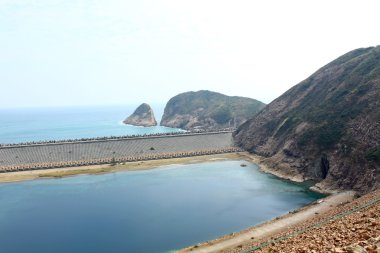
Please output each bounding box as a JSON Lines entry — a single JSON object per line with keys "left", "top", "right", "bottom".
{"left": 334, "top": 248, "right": 345, "bottom": 253}
{"left": 346, "top": 245, "right": 368, "bottom": 253}
{"left": 160, "top": 90, "right": 265, "bottom": 130}
{"left": 375, "top": 238, "right": 380, "bottom": 249}
{"left": 123, "top": 103, "right": 157, "bottom": 127}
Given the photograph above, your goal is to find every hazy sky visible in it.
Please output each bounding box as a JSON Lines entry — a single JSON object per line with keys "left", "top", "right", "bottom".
{"left": 0, "top": 0, "right": 379, "bottom": 108}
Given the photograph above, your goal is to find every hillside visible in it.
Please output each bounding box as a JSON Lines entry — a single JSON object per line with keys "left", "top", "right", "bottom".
{"left": 160, "top": 90, "right": 265, "bottom": 130}
{"left": 234, "top": 46, "right": 380, "bottom": 193}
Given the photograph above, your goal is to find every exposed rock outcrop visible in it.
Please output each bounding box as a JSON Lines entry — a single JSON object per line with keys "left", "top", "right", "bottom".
{"left": 234, "top": 46, "right": 380, "bottom": 193}
{"left": 160, "top": 90, "right": 265, "bottom": 130}
{"left": 123, "top": 103, "right": 157, "bottom": 127}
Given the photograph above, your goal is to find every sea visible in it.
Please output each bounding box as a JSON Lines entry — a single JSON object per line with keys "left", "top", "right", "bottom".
{"left": 0, "top": 105, "right": 182, "bottom": 144}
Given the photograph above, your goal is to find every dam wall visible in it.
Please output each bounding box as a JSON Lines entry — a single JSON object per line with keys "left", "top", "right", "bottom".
{"left": 0, "top": 131, "right": 240, "bottom": 172}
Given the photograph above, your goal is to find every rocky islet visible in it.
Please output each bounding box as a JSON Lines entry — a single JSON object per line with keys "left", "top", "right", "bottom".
{"left": 123, "top": 103, "right": 157, "bottom": 127}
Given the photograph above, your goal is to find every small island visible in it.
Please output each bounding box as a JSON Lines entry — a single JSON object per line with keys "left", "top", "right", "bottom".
{"left": 123, "top": 103, "right": 157, "bottom": 127}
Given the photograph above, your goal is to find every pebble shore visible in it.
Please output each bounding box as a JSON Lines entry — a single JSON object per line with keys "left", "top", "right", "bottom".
{"left": 226, "top": 189, "right": 380, "bottom": 253}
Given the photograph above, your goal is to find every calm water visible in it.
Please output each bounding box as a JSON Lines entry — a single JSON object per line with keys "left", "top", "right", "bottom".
{"left": 0, "top": 161, "right": 322, "bottom": 253}
{"left": 0, "top": 105, "right": 181, "bottom": 144}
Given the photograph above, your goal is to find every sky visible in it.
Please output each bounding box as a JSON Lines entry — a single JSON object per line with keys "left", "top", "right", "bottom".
{"left": 0, "top": 0, "right": 379, "bottom": 108}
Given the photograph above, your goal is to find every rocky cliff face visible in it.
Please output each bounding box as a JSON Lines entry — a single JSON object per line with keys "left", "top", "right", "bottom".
{"left": 160, "top": 90, "right": 265, "bottom": 130}
{"left": 234, "top": 46, "right": 380, "bottom": 193}
{"left": 123, "top": 103, "right": 157, "bottom": 127}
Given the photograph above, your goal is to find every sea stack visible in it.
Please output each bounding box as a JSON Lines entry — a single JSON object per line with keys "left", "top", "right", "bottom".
{"left": 123, "top": 103, "right": 157, "bottom": 127}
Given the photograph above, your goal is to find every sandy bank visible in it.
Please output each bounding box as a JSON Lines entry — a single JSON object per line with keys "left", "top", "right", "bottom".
{"left": 0, "top": 153, "right": 245, "bottom": 184}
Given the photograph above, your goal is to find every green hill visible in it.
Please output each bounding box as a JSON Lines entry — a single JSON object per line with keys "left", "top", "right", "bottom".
{"left": 160, "top": 90, "right": 265, "bottom": 130}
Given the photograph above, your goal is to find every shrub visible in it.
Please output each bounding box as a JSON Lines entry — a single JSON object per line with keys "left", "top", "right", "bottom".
{"left": 211, "top": 105, "right": 233, "bottom": 124}
{"left": 365, "top": 147, "right": 380, "bottom": 164}
{"left": 297, "top": 121, "right": 344, "bottom": 150}
{"left": 315, "top": 122, "right": 344, "bottom": 150}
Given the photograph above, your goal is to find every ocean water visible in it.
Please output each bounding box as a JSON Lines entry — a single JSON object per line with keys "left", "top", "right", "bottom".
{"left": 0, "top": 161, "right": 323, "bottom": 253}
{"left": 0, "top": 105, "right": 182, "bottom": 144}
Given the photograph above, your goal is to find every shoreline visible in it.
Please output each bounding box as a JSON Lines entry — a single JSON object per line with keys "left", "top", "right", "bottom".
{"left": 174, "top": 153, "right": 356, "bottom": 253}
{"left": 240, "top": 153, "right": 305, "bottom": 183}
{"left": 237, "top": 152, "right": 339, "bottom": 195}
{"left": 0, "top": 152, "right": 334, "bottom": 194}
{"left": 0, "top": 153, "right": 245, "bottom": 184}
{"left": 177, "top": 191, "right": 356, "bottom": 253}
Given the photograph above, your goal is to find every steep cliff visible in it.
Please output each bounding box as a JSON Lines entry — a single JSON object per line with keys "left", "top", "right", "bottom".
{"left": 123, "top": 103, "right": 157, "bottom": 127}
{"left": 160, "top": 90, "right": 265, "bottom": 130}
{"left": 234, "top": 46, "right": 380, "bottom": 193}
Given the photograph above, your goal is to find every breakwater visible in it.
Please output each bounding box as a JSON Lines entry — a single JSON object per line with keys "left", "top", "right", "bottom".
{"left": 0, "top": 131, "right": 241, "bottom": 172}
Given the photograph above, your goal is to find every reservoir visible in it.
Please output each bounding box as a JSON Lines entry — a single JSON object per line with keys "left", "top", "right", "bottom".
{"left": 0, "top": 160, "right": 322, "bottom": 253}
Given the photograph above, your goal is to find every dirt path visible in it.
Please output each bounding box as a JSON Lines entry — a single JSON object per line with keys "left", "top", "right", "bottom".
{"left": 178, "top": 191, "right": 355, "bottom": 253}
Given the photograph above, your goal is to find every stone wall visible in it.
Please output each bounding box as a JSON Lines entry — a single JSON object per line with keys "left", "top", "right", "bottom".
{"left": 0, "top": 132, "right": 240, "bottom": 172}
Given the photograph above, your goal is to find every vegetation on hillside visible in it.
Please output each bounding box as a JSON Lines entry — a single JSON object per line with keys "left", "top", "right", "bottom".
{"left": 366, "top": 147, "right": 380, "bottom": 165}
{"left": 234, "top": 46, "right": 380, "bottom": 192}
{"left": 161, "top": 90, "right": 265, "bottom": 129}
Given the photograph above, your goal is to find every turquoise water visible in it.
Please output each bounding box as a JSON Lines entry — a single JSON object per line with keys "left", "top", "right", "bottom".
{"left": 0, "top": 105, "right": 182, "bottom": 144}
{"left": 0, "top": 161, "right": 322, "bottom": 253}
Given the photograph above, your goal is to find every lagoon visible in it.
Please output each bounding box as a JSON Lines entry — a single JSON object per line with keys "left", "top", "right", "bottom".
{"left": 0, "top": 160, "right": 322, "bottom": 253}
